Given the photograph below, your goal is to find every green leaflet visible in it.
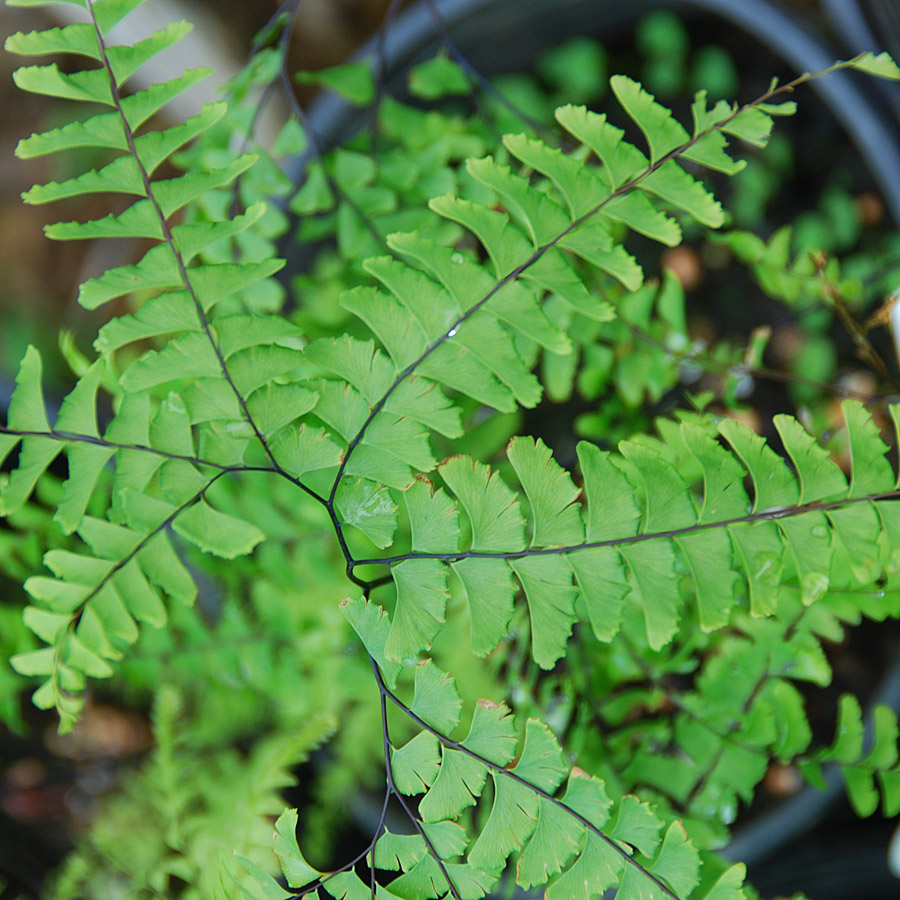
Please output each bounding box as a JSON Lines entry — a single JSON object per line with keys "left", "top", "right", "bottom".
{"left": 386, "top": 559, "right": 449, "bottom": 661}
{"left": 774, "top": 415, "right": 847, "bottom": 503}
{"left": 439, "top": 456, "right": 526, "bottom": 552}
{"left": 295, "top": 61, "right": 375, "bottom": 105}
{"left": 383, "top": 669, "right": 698, "bottom": 900}
{"left": 273, "top": 808, "right": 320, "bottom": 888}
{"left": 336, "top": 477, "right": 398, "bottom": 549}
{"left": 556, "top": 104, "right": 647, "bottom": 188}
{"left": 451, "top": 557, "right": 516, "bottom": 656}
{"left": 503, "top": 132, "right": 610, "bottom": 219}
{"left": 418, "top": 747, "right": 488, "bottom": 823}
{"left": 640, "top": 160, "right": 724, "bottom": 228}
{"left": 683, "top": 92, "right": 747, "bottom": 175}
{"left": 172, "top": 498, "right": 265, "bottom": 559}
{"left": 510, "top": 555, "right": 579, "bottom": 669}
{"left": 843, "top": 399, "right": 894, "bottom": 498}
{"left": 466, "top": 155, "right": 571, "bottom": 246}
{"left": 341, "top": 596, "right": 402, "bottom": 689}
{"left": 515, "top": 798, "right": 584, "bottom": 888}
{"left": 545, "top": 832, "right": 624, "bottom": 900}
{"left": 408, "top": 54, "right": 470, "bottom": 100}
{"left": 619, "top": 440, "right": 696, "bottom": 532}
{"left": 577, "top": 442, "right": 641, "bottom": 541}
{"left": 429, "top": 194, "right": 534, "bottom": 279}
{"left": 467, "top": 775, "right": 538, "bottom": 870}
{"left": 411, "top": 660, "right": 462, "bottom": 734}
{"left": 507, "top": 436, "right": 583, "bottom": 547}
{"left": 404, "top": 479, "right": 460, "bottom": 553}
{"left": 391, "top": 732, "right": 442, "bottom": 796}
{"left": 718, "top": 418, "right": 799, "bottom": 511}
{"left": 800, "top": 694, "right": 900, "bottom": 817}
{"left": 610, "top": 75, "right": 689, "bottom": 164}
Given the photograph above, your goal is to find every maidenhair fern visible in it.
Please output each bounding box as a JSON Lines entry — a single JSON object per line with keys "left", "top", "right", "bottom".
{"left": 4, "top": 1, "right": 900, "bottom": 898}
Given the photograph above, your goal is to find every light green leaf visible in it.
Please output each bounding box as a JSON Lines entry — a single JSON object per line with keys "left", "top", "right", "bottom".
{"left": 404, "top": 478, "right": 459, "bottom": 553}
{"left": 515, "top": 798, "right": 583, "bottom": 889}
{"left": 774, "top": 415, "right": 848, "bottom": 504}
{"left": 341, "top": 285, "right": 427, "bottom": 369}
{"left": 845, "top": 51, "right": 900, "bottom": 81}
{"left": 335, "top": 477, "right": 398, "bottom": 549}
{"left": 555, "top": 104, "right": 647, "bottom": 188}
{"left": 677, "top": 529, "right": 739, "bottom": 631}
{"left": 515, "top": 718, "right": 568, "bottom": 792}
{"left": 409, "top": 54, "right": 470, "bottom": 99}
{"left": 461, "top": 700, "right": 518, "bottom": 766}
{"left": 295, "top": 62, "right": 375, "bottom": 105}
{"left": 647, "top": 822, "right": 701, "bottom": 897}
{"left": 718, "top": 418, "right": 799, "bottom": 512}
{"left": 418, "top": 747, "right": 487, "bottom": 823}
{"left": 270, "top": 424, "right": 343, "bottom": 478}
{"left": 568, "top": 547, "right": 631, "bottom": 642}
{"left": 504, "top": 132, "right": 609, "bottom": 219}
{"left": 451, "top": 557, "right": 516, "bottom": 657}
{"left": 640, "top": 159, "right": 724, "bottom": 228}
{"left": 306, "top": 336, "right": 396, "bottom": 404}
{"left": 842, "top": 400, "right": 893, "bottom": 498}
{"left": 467, "top": 775, "right": 537, "bottom": 870}
{"left": 440, "top": 456, "right": 526, "bottom": 552}
{"left": 611, "top": 75, "right": 689, "bottom": 163}
{"left": 385, "top": 559, "right": 449, "bottom": 661}
{"left": 391, "top": 732, "right": 441, "bottom": 796}
{"left": 384, "top": 377, "right": 463, "bottom": 439}
{"left": 603, "top": 190, "right": 681, "bottom": 246}
{"left": 608, "top": 794, "right": 661, "bottom": 856}
{"left": 411, "top": 660, "right": 462, "bottom": 734}
{"left": 545, "top": 832, "right": 624, "bottom": 900}
{"left": 509, "top": 555, "right": 578, "bottom": 669}
{"left": 466, "top": 155, "right": 570, "bottom": 246}
{"left": 173, "top": 498, "right": 265, "bottom": 559}
{"left": 619, "top": 441, "right": 696, "bottom": 532}
{"left": 618, "top": 539, "right": 682, "bottom": 650}
{"left": 341, "top": 596, "right": 402, "bottom": 689}
{"left": 507, "top": 436, "right": 583, "bottom": 547}
{"left": 699, "top": 863, "right": 746, "bottom": 900}
{"left": 577, "top": 443, "right": 641, "bottom": 541}
{"left": 274, "top": 808, "right": 320, "bottom": 888}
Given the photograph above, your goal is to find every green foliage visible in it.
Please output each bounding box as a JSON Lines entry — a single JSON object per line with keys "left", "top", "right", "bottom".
{"left": 3, "top": 3, "right": 900, "bottom": 899}
{"left": 48, "top": 685, "right": 335, "bottom": 900}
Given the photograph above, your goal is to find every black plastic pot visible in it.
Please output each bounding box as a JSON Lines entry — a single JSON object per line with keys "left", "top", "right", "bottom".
{"left": 297, "top": 0, "right": 900, "bottom": 225}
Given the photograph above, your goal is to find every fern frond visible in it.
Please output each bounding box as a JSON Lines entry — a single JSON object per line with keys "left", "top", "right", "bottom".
{"left": 346, "top": 400, "right": 899, "bottom": 666}
{"left": 0, "top": 349, "right": 277, "bottom": 726}
{"left": 2, "top": 2, "right": 309, "bottom": 723}
{"left": 272, "top": 651, "right": 749, "bottom": 900}
{"left": 318, "top": 66, "right": 823, "bottom": 515}
{"left": 799, "top": 694, "right": 900, "bottom": 817}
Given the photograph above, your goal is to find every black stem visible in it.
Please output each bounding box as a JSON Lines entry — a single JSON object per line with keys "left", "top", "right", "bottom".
{"left": 327, "top": 67, "right": 831, "bottom": 505}
{"left": 369, "top": 657, "right": 683, "bottom": 900}
{"left": 350, "top": 487, "right": 900, "bottom": 570}
{"left": 87, "top": 1, "right": 286, "bottom": 478}
{"left": 370, "top": 654, "right": 464, "bottom": 900}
